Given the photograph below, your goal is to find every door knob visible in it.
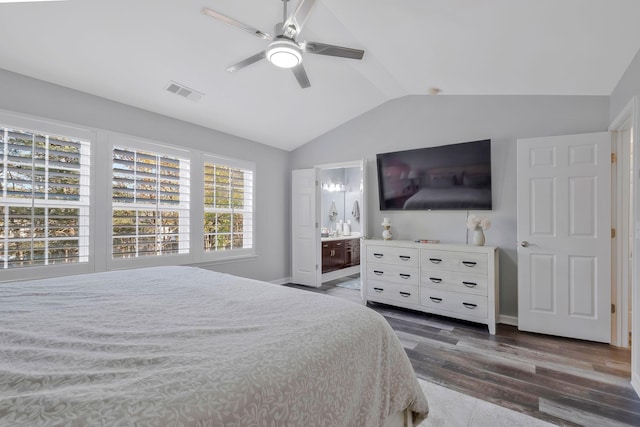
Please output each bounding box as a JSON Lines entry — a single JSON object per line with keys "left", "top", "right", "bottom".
{"left": 520, "top": 241, "right": 529, "bottom": 247}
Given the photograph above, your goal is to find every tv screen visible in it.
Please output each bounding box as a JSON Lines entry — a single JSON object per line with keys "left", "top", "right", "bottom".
{"left": 376, "top": 139, "right": 492, "bottom": 211}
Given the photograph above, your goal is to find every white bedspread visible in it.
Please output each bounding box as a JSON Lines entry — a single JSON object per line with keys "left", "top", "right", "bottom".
{"left": 0, "top": 266, "right": 428, "bottom": 426}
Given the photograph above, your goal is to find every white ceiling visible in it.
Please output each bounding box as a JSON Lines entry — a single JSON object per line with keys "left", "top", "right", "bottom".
{"left": 1, "top": 0, "right": 639, "bottom": 151}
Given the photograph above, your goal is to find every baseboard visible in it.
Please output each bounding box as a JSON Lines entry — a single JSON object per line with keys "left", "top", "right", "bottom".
{"left": 270, "top": 277, "right": 291, "bottom": 285}
{"left": 499, "top": 314, "right": 518, "bottom": 326}
{"left": 632, "top": 372, "right": 640, "bottom": 398}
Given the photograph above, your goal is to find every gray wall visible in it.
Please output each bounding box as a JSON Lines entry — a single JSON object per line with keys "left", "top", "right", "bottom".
{"left": 0, "top": 68, "right": 290, "bottom": 282}
{"left": 291, "top": 95, "right": 610, "bottom": 317}
{"left": 610, "top": 48, "right": 640, "bottom": 122}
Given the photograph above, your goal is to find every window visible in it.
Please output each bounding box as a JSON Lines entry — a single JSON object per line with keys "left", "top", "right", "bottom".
{"left": 112, "top": 145, "right": 190, "bottom": 259}
{"left": 1, "top": 112, "right": 256, "bottom": 278}
{"left": 203, "top": 156, "right": 254, "bottom": 256}
{"left": 0, "top": 126, "right": 91, "bottom": 269}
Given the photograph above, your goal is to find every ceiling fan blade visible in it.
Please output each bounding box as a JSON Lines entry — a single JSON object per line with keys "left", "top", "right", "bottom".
{"left": 226, "top": 51, "right": 266, "bottom": 73}
{"left": 282, "top": 0, "right": 318, "bottom": 38}
{"left": 292, "top": 64, "right": 310, "bottom": 89}
{"left": 304, "top": 42, "right": 364, "bottom": 60}
{"left": 201, "top": 7, "right": 273, "bottom": 40}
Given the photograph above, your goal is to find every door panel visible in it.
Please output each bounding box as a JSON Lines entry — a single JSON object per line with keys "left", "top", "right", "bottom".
{"left": 517, "top": 132, "right": 611, "bottom": 343}
{"left": 292, "top": 169, "right": 320, "bottom": 287}
{"left": 530, "top": 254, "right": 555, "bottom": 312}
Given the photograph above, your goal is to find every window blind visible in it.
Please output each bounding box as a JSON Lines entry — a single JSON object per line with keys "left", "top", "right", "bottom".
{"left": 203, "top": 159, "right": 254, "bottom": 253}
{"left": 112, "top": 146, "right": 190, "bottom": 258}
{"left": 0, "top": 127, "right": 90, "bottom": 269}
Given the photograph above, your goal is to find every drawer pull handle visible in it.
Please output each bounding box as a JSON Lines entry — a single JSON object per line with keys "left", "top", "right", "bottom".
{"left": 429, "top": 297, "right": 443, "bottom": 303}
{"left": 429, "top": 258, "right": 442, "bottom": 264}
{"left": 373, "top": 270, "right": 384, "bottom": 276}
{"left": 399, "top": 292, "right": 411, "bottom": 298}
{"left": 336, "top": 242, "right": 343, "bottom": 246}
{"left": 399, "top": 273, "right": 411, "bottom": 279}
{"left": 463, "top": 302, "right": 477, "bottom": 309}
{"left": 373, "top": 253, "right": 384, "bottom": 258}
{"left": 373, "top": 287, "right": 384, "bottom": 293}
{"left": 429, "top": 277, "right": 442, "bottom": 283}
{"left": 462, "top": 261, "right": 477, "bottom": 267}
{"left": 462, "top": 281, "right": 477, "bottom": 288}
{"left": 399, "top": 255, "right": 411, "bottom": 261}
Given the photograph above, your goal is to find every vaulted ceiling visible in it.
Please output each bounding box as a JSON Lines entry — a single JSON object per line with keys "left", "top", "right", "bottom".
{"left": 1, "top": 0, "right": 639, "bottom": 151}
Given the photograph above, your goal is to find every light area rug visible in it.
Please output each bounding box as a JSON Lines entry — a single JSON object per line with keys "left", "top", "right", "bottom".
{"left": 417, "top": 379, "right": 556, "bottom": 427}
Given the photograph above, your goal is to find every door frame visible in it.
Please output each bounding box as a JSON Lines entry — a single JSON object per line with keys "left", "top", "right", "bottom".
{"left": 315, "top": 159, "right": 367, "bottom": 282}
{"left": 609, "top": 96, "right": 639, "bottom": 396}
{"left": 610, "top": 96, "right": 637, "bottom": 349}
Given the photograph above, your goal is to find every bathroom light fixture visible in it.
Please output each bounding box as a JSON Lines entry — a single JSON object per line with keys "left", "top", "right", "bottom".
{"left": 322, "top": 181, "right": 345, "bottom": 192}
{"left": 265, "top": 39, "right": 302, "bottom": 69}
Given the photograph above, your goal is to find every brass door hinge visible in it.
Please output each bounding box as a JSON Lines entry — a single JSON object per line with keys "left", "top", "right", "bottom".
{"left": 612, "top": 153, "right": 617, "bottom": 163}
{"left": 611, "top": 228, "right": 616, "bottom": 238}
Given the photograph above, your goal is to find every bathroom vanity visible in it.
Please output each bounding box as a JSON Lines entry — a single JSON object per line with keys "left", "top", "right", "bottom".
{"left": 321, "top": 234, "right": 361, "bottom": 276}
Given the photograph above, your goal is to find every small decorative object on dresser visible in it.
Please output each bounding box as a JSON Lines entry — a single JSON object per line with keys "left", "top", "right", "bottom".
{"left": 466, "top": 214, "right": 491, "bottom": 246}
{"left": 381, "top": 217, "right": 392, "bottom": 240}
{"left": 362, "top": 239, "right": 499, "bottom": 334}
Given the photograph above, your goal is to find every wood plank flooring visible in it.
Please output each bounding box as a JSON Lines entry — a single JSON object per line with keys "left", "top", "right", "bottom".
{"left": 285, "top": 277, "right": 639, "bottom": 427}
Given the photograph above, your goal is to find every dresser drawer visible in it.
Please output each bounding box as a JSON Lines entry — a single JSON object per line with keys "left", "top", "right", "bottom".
{"left": 421, "top": 250, "right": 488, "bottom": 275}
{"left": 367, "top": 280, "right": 419, "bottom": 305}
{"left": 366, "top": 262, "right": 419, "bottom": 286}
{"left": 421, "top": 269, "right": 488, "bottom": 296}
{"left": 420, "top": 289, "right": 488, "bottom": 320}
{"left": 367, "top": 246, "right": 419, "bottom": 267}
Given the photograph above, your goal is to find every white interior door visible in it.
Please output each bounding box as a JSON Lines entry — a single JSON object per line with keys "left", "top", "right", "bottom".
{"left": 291, "top": 168, "right": 320, "bottom": 287}
{"left": 517, "top": 132, "right": 611, "bottom": 342}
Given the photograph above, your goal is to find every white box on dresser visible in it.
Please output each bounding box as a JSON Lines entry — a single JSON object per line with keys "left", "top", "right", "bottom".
{"left": 362, "top": 239, "right": 499, "bottom": 334}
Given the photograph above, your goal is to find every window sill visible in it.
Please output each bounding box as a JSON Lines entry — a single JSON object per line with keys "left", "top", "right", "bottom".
{"left": 190, "top": 253, "right": 257, "bottom": 267}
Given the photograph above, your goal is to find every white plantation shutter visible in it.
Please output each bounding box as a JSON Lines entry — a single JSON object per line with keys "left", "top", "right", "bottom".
{"left": 203, "top": 156, "right": 254, "bottom": 255}
{"left": 112, "top": 145, "right": 190, "bottom": 258}
{"left": 0, "top": 127, "right": 91, "bottom": 269}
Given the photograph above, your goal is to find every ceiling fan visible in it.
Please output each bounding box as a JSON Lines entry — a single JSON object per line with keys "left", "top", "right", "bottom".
{"left": 201, "top": 0, "right": 364, "bottom": 89}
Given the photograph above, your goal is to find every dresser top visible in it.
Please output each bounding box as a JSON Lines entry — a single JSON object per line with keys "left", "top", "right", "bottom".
{"left": 363, "top": 239, "right": 497, "bottom": 253}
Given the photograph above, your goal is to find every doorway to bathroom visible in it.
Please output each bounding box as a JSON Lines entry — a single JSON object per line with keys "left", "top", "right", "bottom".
{"left": 291, "top": 160, "right": 366, "bottom": 288}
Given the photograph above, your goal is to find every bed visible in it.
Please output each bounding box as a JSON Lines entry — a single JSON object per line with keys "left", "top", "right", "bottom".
{"left": 0, "top": 266, "right": 429, "bottom": 426}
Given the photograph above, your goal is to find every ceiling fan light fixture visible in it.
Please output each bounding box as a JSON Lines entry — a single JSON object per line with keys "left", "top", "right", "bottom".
{"left": 266, "top": 39, "right": 302, "bottom": 68}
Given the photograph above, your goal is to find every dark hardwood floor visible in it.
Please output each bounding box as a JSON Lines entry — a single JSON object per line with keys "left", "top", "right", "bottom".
{"left": 285, "top": 277, "right": 639, "bottom": 427}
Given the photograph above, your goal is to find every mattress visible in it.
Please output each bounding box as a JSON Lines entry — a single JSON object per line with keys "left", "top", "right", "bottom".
{"left": 0, "top": 266, "right": 429, "bottom": 426}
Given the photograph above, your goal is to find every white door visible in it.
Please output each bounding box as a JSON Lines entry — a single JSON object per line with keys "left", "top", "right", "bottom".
{"left": 291, "top": 168, "right": 320, "bottom": 287}
{"left": 517, "top": 132, "right": 611, "bottom": 342}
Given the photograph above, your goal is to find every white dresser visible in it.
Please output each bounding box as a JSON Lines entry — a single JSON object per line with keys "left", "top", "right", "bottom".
{"left": 362, "top": 239, "right": 499, "bottom": 334}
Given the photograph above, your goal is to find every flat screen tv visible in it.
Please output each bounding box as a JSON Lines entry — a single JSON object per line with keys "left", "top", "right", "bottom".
{"left": 376, "top": 139, "right": 492, "bottom": 211}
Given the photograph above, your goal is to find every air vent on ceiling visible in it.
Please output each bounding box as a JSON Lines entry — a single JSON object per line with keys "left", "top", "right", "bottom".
{"left": 165, "top": 81, "right": 204, "bottom": 102}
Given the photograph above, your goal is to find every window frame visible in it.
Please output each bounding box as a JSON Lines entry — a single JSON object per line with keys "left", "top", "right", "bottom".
{"left": 196, "top": 153, "right": 256, "bottom": 263}
{"left": 106, "top": 134, "right": 192, "bottom": 270}
{"left": 0, "top": 110, "right": 96, "bottom": 282}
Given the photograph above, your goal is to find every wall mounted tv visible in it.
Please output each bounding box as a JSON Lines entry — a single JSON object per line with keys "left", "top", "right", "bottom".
{"left": 376, "top": 139, "right": 492, "bottom": 211}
